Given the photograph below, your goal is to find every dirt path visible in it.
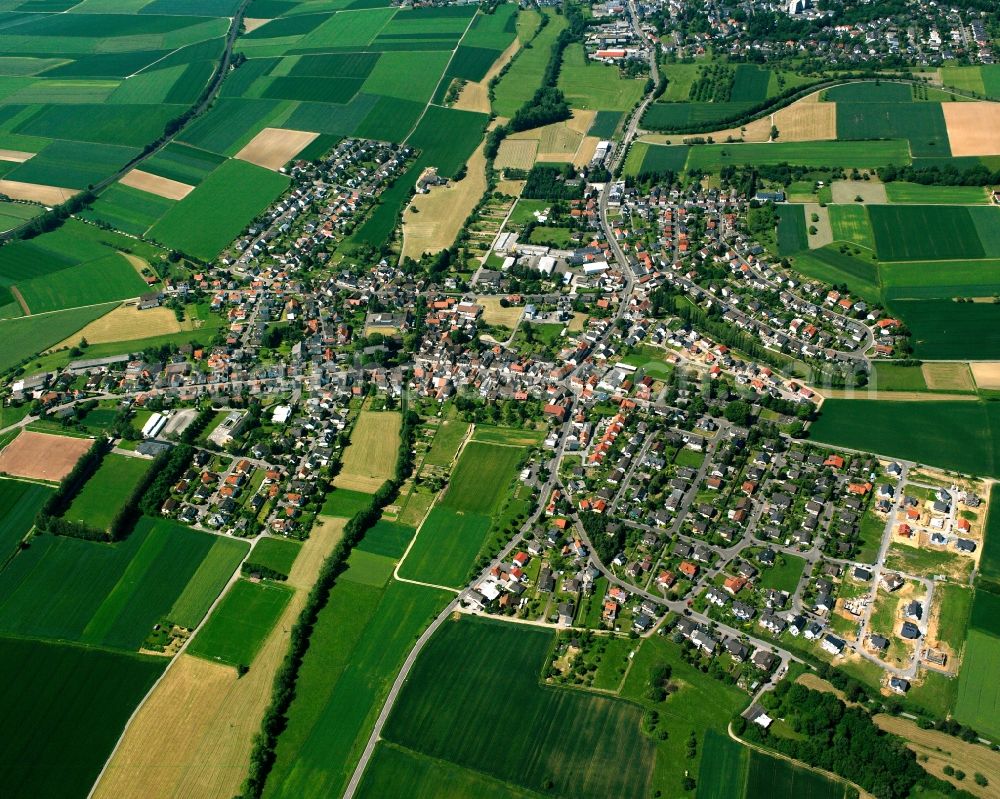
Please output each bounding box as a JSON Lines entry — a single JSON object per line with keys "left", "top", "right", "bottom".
{"left": 10, "top": 286, "right": 29, "bottom": 316}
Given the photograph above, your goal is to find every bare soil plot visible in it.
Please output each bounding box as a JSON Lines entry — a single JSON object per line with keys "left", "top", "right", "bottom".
{"left": 0, "top": 179, "right": 75, "bottom": 205}
{"left": 94, "top": 516, "right": 346, "bottom": 799}
{"left": 120, "top": 168, "right": 194, "bottom": 201}
{"left": 478, "top": 296, "right": 523, "bottom": 328}
{"left": 50, "top": 303, "right": 182, "bottom": 349}
{"left": 831, "top": 179, "right": 886, "bottom": 204}
{"left": 971, "top": 361, "right": 1000, "bottom": 389}
{"left": 0, "top": 149, "right": 34, "bottom": 163}
{"left": 874, "top": 714, "right": 1000, "bottom": 799}
{"left": 922, "top": 362, "right": 975, "bottom": 391}
{"left": 333, "top": 410, "right": 402, "bottom": 493}
{"left": 495, "top": 138, "right": 537, "bottom": 170}
{"left": 242, "top": 18, "right": 271, "bottom": 33}
{"left": 0, "top": 430, "right": 92, "bottom": 481}
{"left": 402, "top": 142, "right": 487, "bottom": 259}
{"left": 943, "top": 102, "right": 1000, "bottom": 156}
{"left": 234, "top": 127, "right": 319, "bottom": 171}
{"left": 804, "top": 202, "right": 833, "bottom": 248}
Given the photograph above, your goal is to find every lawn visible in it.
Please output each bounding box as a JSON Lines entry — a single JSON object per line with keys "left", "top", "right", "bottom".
{"left": 809, "top": 399, "right": 1000, "bottom": 477}
{"left": 264, "top": 578, "right": 450, "bottom": 799}
{"left": 684, "top": 140, "right": 910, "bottom": 171}
{"left": 884, "top": 182, "right": 988, "bottom": 204}
{"left": 440, "top": 440, "right": 525, "bottom": 515}
{"left": 247, "top": 536, "right": 301, "bottom": 577}
{"left": 0, "top": 478, "right": 51, "bottom": 561}
{"left": 868, "top": 205, "right": 985, "bottom": 261}
{"left": 65, "top": 453, "right": 150, "bottom": 530}
{"left": 776, "top": 204, "right": 808, "bottom": 255}
{"left": 187, "top": 578, "right": 293, "bottom": 668}
{"left": 397, "top": 506, "right": 492, "bottom": 588}
{"left": 148, "top": 158, "right": 290, "bottom": 260}
{"left": 557, "top": 43, "right": 645, "bottom": 111}
{"left": 357, "top": 742, "right": 548, "bottom": 799}
{"left": 341, "top": 548, "right": 396, "bottom": 587}
{"left": 758, "top": 554, "right": 806, "bottom": 593}
{"left": 0, "top": 636, "right": 164, "bottom": 799}
{"left": 0, "top": 516, "right": 231, "bottom": 651}
{"left": 383, "top": 616, "right": 656, "bottom": 799}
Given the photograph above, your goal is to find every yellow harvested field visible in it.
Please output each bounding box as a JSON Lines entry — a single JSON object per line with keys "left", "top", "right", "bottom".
{"left": 402, "top": 141, "right": 487, "bottom": 259}
{"left": 874, "top": 714, "right": 1000, "bottom": 799}
{"left": 943, "top": 102, "right": 1000, "bottom": 156}
{"left": 495, "top": 139, "right": 537, "bottom": 170}
{"left": 0, "top": 430, "right": 92, "bottom": 481}
{"left": 242, "top": 17, "right": 271, "bottom": 33}
{"left": 0, "top": 179, "right": 74, "bottom": 205}
{"left": 478, "top": 296, "right": 523, "bottom": 328}
{"left": 573, "top": 135, "right": 600, "bottom": 167}
{"left": 364, "top": 325, "right": 398, "bottom": 337}
{"left": 507, "top": 110, "right": 595, "bottom": 163}
{"left": 455, "top": 38, "right": 520, "bottom": 114}
{"left": 235, "top": 127, "right": 319, "bottom": 170}
{"left": 820, "top": 389, "right": 980, "bottom": 402}
{"left": 50, "top": 303, "right": 183, "bottom": 350}
{"left": 333, "top": 410, "right": 402, "bottom": 493}
{"left": 773, "top": 100, "right": 837, "bottom": 141}
{"left": 0, "top": 149, "right": 34, "bottom": 163}
{"left": 831, "top": 179, "right": 886, "bottom": 204}
{"left": 565, "top": 109, "right": 596, "bottom": 135}
{"left": 922, "top": 361, "right": 975, "bottom": 391}
{"left": 120, "top": 168, "right": 193, "bottom": 200}
{"left": 971, "top": 361, "right": 1000, "bottom": 390}
{"left": 94, "top": 517, "right": 346, "bottom": 799}
{"left": 496, "top": 178, "right": 525, "bottom": 196}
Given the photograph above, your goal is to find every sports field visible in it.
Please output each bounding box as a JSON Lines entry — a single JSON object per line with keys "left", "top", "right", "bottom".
{"left": 65, "top": 452, "right": 150, "bottom": 530}
{"left": 333, "top": 410, "right": 401, "bottom": 493}
{"left": 954, "top": 590, "right": 1000, "bottom": 740}
{"left": 0, "top": 636, "right": 164, "bottom": 799}
{"left": 810, "top": 399, "right": 1000, "bottom": 477}
{"left": 0, "top": 478, "right": 51, "bottom": 561}
{"left": 188, "top": 578, "right": 293, "bottom": 667}
{"left": 382, "top": 617, "right": 655, "bottom": 799}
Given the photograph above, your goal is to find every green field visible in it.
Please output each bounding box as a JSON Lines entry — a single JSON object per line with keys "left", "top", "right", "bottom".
{"left": 65, "top": 453, "right": 150, "bottom": 530}
{"left": 321, "top": 487, "right": 374, "bottom": 517}
{"left": 0, "top": 478, "right": 51, "bottom": 561}
{"left": 880, "top": 259, "right": 1000, "bottom": 301}
{"left": 149, "top": 159, "right": 289, "bottom": 260}
{"left": 423, "top": 418, "right": 470, "bottom": 466}
{"left": 82, "top": 182, "right": 175, "bottom": 236}
{"left": 884, "top": 182, "right": 988, "bottom": 204}
{"left": 168, "top": 535, "right": 250, "bottom": 628}
{"left": 397, "top": 507, "right": 491, "bottom": 588}
{"left": 440, "top": 440, "right": 524, "bottom": 515}
{"left": 248, "top": 536, "right": 301, "bottom": 577}
{"left": 786, "top": 246, "right": 880, "bottom": 304}
{"left": 264, "top": 578, "right": 450, "bottom": 799}
{"left": 16, "top": 252, "right": 149, "bottom": 314}
{"left": 745, "top": 750, "right": 847, "bottom": 799}
{"left": 0, "top": 636, "right": 164, "bottom": 799}
{"left": 140, "top": 141, "right": 227, "bottom": 185}
{"left": 868, "top": 205, "right": 985, "bottom": 261}
{"left": 836, "top": 101, "right": 950, "bottom": 157}
{"left": 954, "top": 590, "right": 1000, "bottom": 739}
{"left": 341, "top": 548, "right": 396, "bottom": 587}
{"left": 809, "top": 400, "right": 1000, "bottom": 477}
{"left": 872, "top": 363, "right": 929, "bottom": 391}
{"left": 558, "top": 43, "right": 645, "bottom": 111}
{"left": 6, "top": 139, "right": 139, "bottom": 189}
{"left": 696, "top": 730, "right": 748, "bottom": 799}
{"left": 0, "top": 516, "right": 235, "bottom": 651}
{"left": 824, "top": 82, "right": 913, "bottom": 102}
{"left": 776, "top": 203, "right": 808, "bottom": 255}
{"left": 828, "top": 204, "right": 875, "bottom": 250}
{"left": 685, "top": 140, "right": 910, "bottom": 171}
{"left": 356, "top": 520, "right": 414, "bottom": 559}
{"left": 491, "top": 10, "right": 566, "bottom": 117}
{"left": 0, "top": 302, "right": 117, "bottom": 372}
{"left": 382, "top": 617, "right": 656, "bottom": 799}
{"left": 642, "top": 101, "right": 757, "bottom": 130}
{"left": 889, "top": 299, "right": 1000, "bottom": 360}
{"left": 357, "top": 742, "right": 548, "bottom": 799}
{"left": 187, "top": 578, "right": 293, "bottom": 667}
{"left": 980, "top": 484, "right": 1000, "bottom": 584}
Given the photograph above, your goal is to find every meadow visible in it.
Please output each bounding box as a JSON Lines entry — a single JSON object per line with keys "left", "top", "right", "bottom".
{"left": 397, "top": 507, "right": 491, "bottom": 588}
{"left": 491, "top": 9, "right": 565, "bottom": 117}
{"left": 356, "top": 520, "right": 414, "bottom": 560}
{"left": 188, "top": 578, "right": 293, "bottom": 667}
{"left": 333, "top": 410, "right": 401, "bottom": 494}
{"left": 828, "top": 204, "right": 875, "bottom": 250}
{"left": 0, "top": 478, "right": 51, "bottom": 561}
{"left": 787, "top": 246, "right": 880, "bottom": 304}
{"left": 558, "top": 43, "right": 645, "bottom": 111}
{"left": 168, "top": 535, "right": 250, "bottom": 628}
{"left": 954, "top": 589, "right": 1000, "bottom": 740}
{"left": 440, "top": 440, "right": 525, "bottom": 515}
{"left": 422, "top": 418, "right": 470, "bottom": 466}
{"left": 382, "top": 617, "right": 656, "bottom": 799}
{"left": 264, "top": 578, "right": 450, "bottom": 799}
{"left": 0, "top": 636, "right": 164, "bottom": 799}
{"left": 883, "top": 182, "right": 988, "bottom": 204}
{"left": 836, "top": 101, "right": 950, "bottom": 157}
{"left": 65, "top": 452, "right": 150, "bottom": 530}
{"left": 744, "top": 751, "right": 847, "bottom": 799}
{"left": 0, "top": 302, "right": 117, "bottom": 372}
{"left": 322, "top": 486, "right": 375, "bottom": 517}
{"left": 0, "top": 516, "right": 239, "bottom": 651}
{"left": 758, "top": 554, "right": 806, "bottom": 593}
{"left": 776, "top": 203, "right": 808, "bottom": 255}
{"left": 248, "top": 536, "right": 301, "bottom": 577}
{"left": 149, "top": 158, "right": 290, "bottom": 260}
{"left": 809, "top": 399, "right": 1000, "bottom": 477}
{"left": 980, "top": 484, "right": 1000, "bottom": 585}
{"left": 880, "top": 259, "right": 1000, "bottom": 301}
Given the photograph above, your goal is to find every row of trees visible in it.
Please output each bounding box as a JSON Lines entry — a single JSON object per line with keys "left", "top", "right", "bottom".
{"left": 35, "top": 438, "right": 108, "bottom": 541}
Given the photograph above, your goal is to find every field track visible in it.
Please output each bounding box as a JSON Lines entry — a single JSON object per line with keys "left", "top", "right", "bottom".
{"left": 0, "top": 430, "right": 92, "bottom": 481}
{"left": 94, "top": 516, "right": 347, "bottom": 799}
